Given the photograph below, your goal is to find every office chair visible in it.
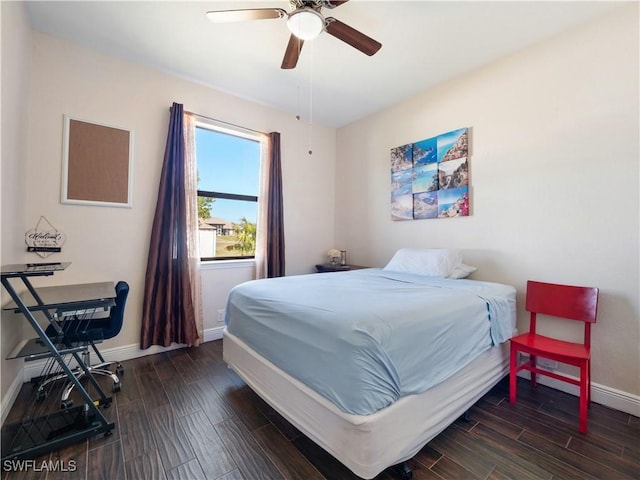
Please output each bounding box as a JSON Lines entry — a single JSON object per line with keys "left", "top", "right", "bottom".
{"left": 509, "top": 280, "right": 599, "bottom": 434}
{"left": 37, "top": 281, "right": 129, "bottom": 408}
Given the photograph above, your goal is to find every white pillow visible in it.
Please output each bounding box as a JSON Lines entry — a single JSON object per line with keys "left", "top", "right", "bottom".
{"left": 447, "top": 263, "right": 477, "bottom": 279}
{"left": 383, "top": 248, "right": 463, "bottom": 277}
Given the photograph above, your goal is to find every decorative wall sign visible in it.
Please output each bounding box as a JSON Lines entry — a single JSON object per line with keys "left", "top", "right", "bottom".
{"left": 25, "top": 216, "right": 66, "bottom": 258}
{"left": 391, "top": 127, "right": 470, "bottom": 220}
{"left": 61, "top": 115, "right": 134, "bottom": 208}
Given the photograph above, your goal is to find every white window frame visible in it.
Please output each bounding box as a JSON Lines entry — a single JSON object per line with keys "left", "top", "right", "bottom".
{"left": 195, "top": 119, "right": 263, "bottom": 263}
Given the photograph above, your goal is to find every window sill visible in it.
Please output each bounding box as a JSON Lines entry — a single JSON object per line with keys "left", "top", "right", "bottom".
{"left": 200, "top": 259, "right": 255, "bottom": 270}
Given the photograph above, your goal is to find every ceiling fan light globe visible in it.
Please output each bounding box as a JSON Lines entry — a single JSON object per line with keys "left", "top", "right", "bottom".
{"left": 287, "top": 9, "right": 324, "bottom": 40}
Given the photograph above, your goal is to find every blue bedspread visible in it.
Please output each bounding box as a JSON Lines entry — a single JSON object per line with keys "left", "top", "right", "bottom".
{"left": 225, "top": 268, "right": 516, "bottom": 415}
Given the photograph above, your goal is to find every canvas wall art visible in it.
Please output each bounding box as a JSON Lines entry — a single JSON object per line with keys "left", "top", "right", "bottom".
{"left": 391, "top": 127, "right": 469, "bottom": 220}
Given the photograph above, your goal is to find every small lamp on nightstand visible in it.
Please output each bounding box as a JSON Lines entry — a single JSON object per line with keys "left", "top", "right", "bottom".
{"left": 327, "top": 248, "right": 341, "bottom": 266}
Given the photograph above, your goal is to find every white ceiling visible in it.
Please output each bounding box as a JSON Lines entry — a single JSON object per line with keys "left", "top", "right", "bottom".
{"left": 25, "top": 1, "right": 622, "bottom": 127}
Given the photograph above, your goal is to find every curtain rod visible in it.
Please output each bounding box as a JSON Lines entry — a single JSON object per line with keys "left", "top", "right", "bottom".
{"left": 184, "top": 110, "right": 268, "bottom": 136}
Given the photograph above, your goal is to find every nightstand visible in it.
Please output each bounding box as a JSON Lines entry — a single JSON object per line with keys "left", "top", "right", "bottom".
{"left": 315, "top": 264, "right": 366, "bottom": 273}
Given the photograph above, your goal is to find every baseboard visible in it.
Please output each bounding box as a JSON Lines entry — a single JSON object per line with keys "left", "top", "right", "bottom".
{"left": 7, "top": 325, "right": 637, "bottom": 425}
{"left": 204, "top": 325, "right": 225, "bottom": 342}
{"left": 20, "top": 325, "right": 225, "bottom": 387}
{"left": 1, "top": 372, "right": 25, "bottom": 425}
{"left": 517, "top": 371, "right": 640, "bottom": 417}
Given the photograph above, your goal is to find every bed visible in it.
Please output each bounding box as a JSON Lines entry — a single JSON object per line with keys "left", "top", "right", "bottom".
{"left": 223, "top": 250, "right": 517, "bottom": 479}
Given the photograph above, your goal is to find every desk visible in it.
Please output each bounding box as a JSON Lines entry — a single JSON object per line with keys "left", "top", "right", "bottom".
{"left": 5, "top": 281, "right": 115, "bottom": 317}
{"left": 4, "top": 282, "right": 115, "bottom": 361}
{"left": 1, "top": 263, "right": 116, "bottom": 462}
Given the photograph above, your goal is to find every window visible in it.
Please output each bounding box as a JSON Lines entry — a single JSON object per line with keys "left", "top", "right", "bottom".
{"left": 196, "top": 123, "right": 261, "bottom": 261}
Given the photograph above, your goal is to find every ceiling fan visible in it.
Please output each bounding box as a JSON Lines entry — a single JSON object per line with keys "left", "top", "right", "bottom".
{"left": 206, "top": 0, "right": 382, "bottom": 69}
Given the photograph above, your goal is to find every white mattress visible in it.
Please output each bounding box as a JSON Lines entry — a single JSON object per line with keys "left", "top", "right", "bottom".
{"left": 223, "top": 329, "right": 510, "bottom": 479}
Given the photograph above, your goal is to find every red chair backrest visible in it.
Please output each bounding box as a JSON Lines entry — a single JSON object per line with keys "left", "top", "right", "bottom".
{"left": 526, "top": 280, "right": 599, "bottom": 323}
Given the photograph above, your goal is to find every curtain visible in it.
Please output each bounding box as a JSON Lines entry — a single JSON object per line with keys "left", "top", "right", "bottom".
{"left": 183, "top": 113, "right": 203, "bottom": 343}
{"left": 255, "top": 132, "right": 285, "bottom": 279}
{"left": 140, "top": 103, "right": 201, "bottom": 348}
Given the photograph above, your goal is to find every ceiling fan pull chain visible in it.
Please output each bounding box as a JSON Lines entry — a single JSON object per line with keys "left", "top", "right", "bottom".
{"left": 308, "top": 40, "right": 314, "bottom": 155}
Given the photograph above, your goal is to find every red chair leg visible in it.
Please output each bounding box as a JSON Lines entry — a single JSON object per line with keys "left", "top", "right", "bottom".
{"left": 530, "top": 354, "right": 537, "bottom": 388}
{"left": 509, "top": 344, "right": 517, "bottom": 404}
{"left": 587, "top": 359, "right": 591, "bottom": 405}
{"left": 579, "top": 361, "right": 588, "bottom": 434}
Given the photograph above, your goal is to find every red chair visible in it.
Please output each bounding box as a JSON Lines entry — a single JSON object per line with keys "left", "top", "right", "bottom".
{"left": 510, "top": 280, "right": 599, "bottom": 433}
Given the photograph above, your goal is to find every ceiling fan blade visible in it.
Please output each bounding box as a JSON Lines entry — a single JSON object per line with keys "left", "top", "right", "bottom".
{"left": 206, "top": 8, "right": 286, "bottom": 23}
{"left": 281, "top": 34, "right": 304, "bottom": 69}
{"left": 322, "top": 0, "right": 350, "bottom": 8}
{"left": 325, "top": 17, "right": 382, "bottom": 56}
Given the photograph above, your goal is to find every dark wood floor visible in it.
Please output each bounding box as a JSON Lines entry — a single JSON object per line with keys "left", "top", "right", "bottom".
{"left": 2, "top": 339, "right": 639, "bottom": 480}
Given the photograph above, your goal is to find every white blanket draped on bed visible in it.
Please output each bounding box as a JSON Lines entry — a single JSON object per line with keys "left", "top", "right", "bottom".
{"left": 225, "top": 268, "right": 516, "bottom": 415}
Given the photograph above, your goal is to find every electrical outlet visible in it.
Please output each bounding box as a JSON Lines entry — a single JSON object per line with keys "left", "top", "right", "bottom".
{"left": 217, "top": 309, "right": 226, "bottom": 323}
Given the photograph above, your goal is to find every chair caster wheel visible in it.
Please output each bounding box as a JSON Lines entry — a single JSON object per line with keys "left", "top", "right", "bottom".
{"left": 104, "top": 430, "right": 113, "bottom": 437}
{"left": 113, "top": 383, "right": 121, "bottom": 393}
{"left": 60, "top": 399, "right": 73, "bottom": 409}
{"left": 36, "top": 390, "right": 47, "bottom": 401}
{"left": 115, "top": 365, "right": 124, "bottom": 376}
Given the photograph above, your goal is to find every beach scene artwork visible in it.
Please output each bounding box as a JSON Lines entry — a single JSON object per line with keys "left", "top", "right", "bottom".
{"left": 413, "top": 137, "right": 437, "bottom": 166}
{"left": 391, "top": 193, "right": 414, "bottom": 220}
{"left": 390, "top": 143, "right": 413, "bottom": 173}
{"left": 438, "top": 157, "right": 468, "bottom": 190}
{"left": 391, "top": 143, "right": 414, "bottom": 220}
{"left": 437, "top": 127, "right": 468, "bottom": 162}
{"left": 391, "top": 169, "right": 413, "bottom": 220}
{"left": 438, "top": 187, "right": 469, "bottom": 218}
{"left": 414, "top": 191, "right": 438, "bottom": 219}
{"left": 413, "top": 163, "right": 438, "bottom": 193}
{"left": 391, "top": 127, "right": 470, "bottom": 220}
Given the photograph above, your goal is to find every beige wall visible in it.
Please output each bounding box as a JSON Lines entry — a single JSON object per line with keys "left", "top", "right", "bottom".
{"left": 1, "top": 1, "right": 31, "bottom": 419}
{"left": 25, "top": 29, "right": 336, "bottom": 334}
{"left": 335, "top": 5, "right": 639, "bottom": 399}
{"left": 1, "top": 8, "right": 336, "bottom": 414}
{"left": 2, "top": 2, "right": 638, "bottom": 417}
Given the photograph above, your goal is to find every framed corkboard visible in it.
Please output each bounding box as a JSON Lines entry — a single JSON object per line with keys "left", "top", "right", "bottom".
{"left": 61, "top": 115, "right": 134, "bottom": 207}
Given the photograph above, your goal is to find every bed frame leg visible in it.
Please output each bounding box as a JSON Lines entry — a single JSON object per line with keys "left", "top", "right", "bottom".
{"left": 391, "top": 462, "right": 413, "bottom": 480}
{"left": 464, "top": 409, "right": 471, "bottom": 422}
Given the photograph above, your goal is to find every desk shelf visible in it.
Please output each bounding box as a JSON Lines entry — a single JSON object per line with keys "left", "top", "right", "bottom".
{"left": 7, "top": 338, "right": 86, "bottom": 362}
{"left": 1, "top": 263, "right": 116, "bottom": 462}
{"left": 6, "top": 333, "right": 103, "bottom": 362}
{"left": 1, "top": 405, "right": 114, "bottom": 461}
